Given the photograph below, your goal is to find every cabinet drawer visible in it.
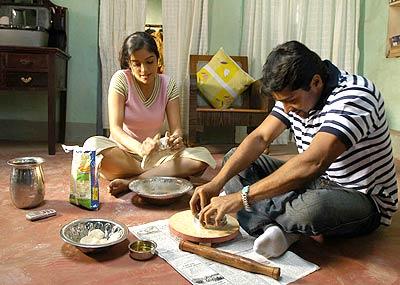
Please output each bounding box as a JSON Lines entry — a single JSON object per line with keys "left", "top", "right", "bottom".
{"left": 6, "top": 53, "right": 48, "bottom": 70}
{"left": 6, "top": 72, "right": 48, "bottom": 88}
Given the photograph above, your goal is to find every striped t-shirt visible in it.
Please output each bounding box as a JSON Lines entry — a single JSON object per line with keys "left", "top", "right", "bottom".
{"left": 271, "top": 61, "right": 398, "bottom": 226}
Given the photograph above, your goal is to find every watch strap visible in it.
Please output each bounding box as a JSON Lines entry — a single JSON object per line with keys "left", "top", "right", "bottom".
{"left": 241, "top": 185, "right": 252, "bottom": 212}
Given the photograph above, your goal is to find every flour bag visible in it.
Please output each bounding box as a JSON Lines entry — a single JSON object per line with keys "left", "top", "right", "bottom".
{"left": 62, "top": 145, "right": 99, "bottom": 210}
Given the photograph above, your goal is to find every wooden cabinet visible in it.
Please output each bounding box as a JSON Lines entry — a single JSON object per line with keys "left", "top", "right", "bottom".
{"left": 387, "top": 0, "right": 400, "bottom": 58}
{"left": 0, "top": 46, "right": 69, "bottom": 155}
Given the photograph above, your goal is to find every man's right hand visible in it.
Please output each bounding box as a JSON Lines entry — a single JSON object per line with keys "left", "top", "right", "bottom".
{"left": 189, "top": 181, "right": 221, "bottom": 215}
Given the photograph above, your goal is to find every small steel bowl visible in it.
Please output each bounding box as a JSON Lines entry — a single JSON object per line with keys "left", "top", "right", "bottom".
{"left": 60, "top": 218, "right": 128, "bottom": 253}
{"left": 128, "top": 240, "right": 157, "bottom": 261}
{"left": 129, "top": 177, "right": 193, "bottom": 205}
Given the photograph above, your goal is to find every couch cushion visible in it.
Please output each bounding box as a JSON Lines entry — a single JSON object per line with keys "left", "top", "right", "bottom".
{"left": 196, "top": 48, "right": 255, "bottom": 109}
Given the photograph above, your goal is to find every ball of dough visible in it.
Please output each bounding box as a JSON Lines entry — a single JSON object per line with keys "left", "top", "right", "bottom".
{"left": 80, "top": 235, "right": 98, "bottom": 245}
{"left": 88, "top": 229, "right": 105, "bottom": 239}
{"left": 97, "top": 238, "right": 109, "bottom": 244}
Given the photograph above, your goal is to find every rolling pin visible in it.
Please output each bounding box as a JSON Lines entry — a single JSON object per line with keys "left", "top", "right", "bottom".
{"left": 179, "top": 240, "right": 280, "bottom": 280}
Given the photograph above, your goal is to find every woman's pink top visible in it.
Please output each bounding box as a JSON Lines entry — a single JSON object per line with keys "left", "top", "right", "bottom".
{"left": 122, "top": 70, "right": 170, "bottom": 142}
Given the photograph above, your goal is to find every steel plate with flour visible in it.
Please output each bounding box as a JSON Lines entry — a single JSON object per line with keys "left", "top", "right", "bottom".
{"left": 129, "top": 177, "right": 193, "bottom": 205}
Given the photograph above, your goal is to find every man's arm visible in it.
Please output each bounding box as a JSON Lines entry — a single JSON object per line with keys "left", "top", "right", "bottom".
{"left": 194, "top": 130, "right": 348, "bottom": 226}
{"left": 247, "top": 131, "right": 347, "bottom": 204}
{"left": 189, "top": 114, "right": 287, "bottom": 216}
{"left": 211, "top": 114, "right": 288, "bottom": 190}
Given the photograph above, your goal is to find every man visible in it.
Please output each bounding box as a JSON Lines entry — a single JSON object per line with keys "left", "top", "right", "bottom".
{"left": 190, "top": 41, "right": 398, "bottom": 258}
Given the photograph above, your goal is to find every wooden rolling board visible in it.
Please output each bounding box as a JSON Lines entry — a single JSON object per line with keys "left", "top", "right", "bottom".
{"left": 169, "top": 210, "right": 240, "bottom": 244}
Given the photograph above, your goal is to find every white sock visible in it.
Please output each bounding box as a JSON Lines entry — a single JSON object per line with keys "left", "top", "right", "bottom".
{"left": 253, "top": 225, "right": 300, "bottom": 258}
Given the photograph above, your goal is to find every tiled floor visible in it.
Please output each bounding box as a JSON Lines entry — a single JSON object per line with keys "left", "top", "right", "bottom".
{"left": 0, "top": 141, "right": 399, "bottom": 284}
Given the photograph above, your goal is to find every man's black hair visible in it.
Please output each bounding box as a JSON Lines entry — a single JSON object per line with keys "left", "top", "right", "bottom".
{"left": 261, "top": 41, "right": 327, "bottom": 96}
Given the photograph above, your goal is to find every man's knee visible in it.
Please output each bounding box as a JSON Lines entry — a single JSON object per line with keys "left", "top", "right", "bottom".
{"left": 278, "top": 190, "right": 344, "bottom": 234}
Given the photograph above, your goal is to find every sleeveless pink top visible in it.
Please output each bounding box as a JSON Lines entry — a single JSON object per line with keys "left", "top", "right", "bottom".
{"left": 122, "top": 70, "right": 170, "bottom": 143}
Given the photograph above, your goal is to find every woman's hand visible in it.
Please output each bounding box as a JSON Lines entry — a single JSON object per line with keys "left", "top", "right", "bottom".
{"left": 140, "top": 134, "right": 160, "bottom": 156}
{"left": 167, "top": 131, "right": 185, "bottom": 150}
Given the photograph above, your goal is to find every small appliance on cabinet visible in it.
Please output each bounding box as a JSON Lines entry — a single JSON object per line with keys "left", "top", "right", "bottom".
{"left": 0, "top": 0, "right": 67, "bottom": 51}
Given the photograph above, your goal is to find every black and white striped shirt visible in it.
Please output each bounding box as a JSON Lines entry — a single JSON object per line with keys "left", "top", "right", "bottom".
{"left": 271, "top": 61, "right": 398, "bottom": 226}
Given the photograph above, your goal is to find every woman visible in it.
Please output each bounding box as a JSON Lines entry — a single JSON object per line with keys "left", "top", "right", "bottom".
{"left": 84, "top": 32, "right": 215, "bottom": 195}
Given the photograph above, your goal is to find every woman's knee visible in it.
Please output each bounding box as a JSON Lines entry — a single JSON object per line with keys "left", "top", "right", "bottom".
{"left": 83, "top": 136, "right": 107, "bottom": 150}
{"left": 190, "top": 160, "right": 208, "bottom": 175}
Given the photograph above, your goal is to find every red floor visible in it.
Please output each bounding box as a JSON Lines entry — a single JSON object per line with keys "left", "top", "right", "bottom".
{"left": 0, "top": 141, "right": 399, "bottom": 285}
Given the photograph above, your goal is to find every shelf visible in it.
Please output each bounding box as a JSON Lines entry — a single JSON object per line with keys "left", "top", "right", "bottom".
{"left": 387, "top": 1, "right": 400, "bottom": 58}
{"left": 389, "top": 0, "right": 400, "bottom": 7}
{"left": 387, "top": 45, "right": 400, "bottom": 58}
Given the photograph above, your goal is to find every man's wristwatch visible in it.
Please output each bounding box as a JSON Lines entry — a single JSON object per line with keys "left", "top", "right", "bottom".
{"left": 241, "top": 185, "right": 252, "bottom": 212}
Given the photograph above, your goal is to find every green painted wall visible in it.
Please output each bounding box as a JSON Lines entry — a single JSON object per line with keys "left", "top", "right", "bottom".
{"left": 60, "top": 0, "right": 98, "bottom": 121}
{"left": 208, "top": 0, "right": 243, "bottom": 55}
{"left": 54, "top": 0, "right": 99, "bottom": 137}
{"left": 146, "top": 0, "right": 162, "bottom": 25}
{"left": 363, "top": 0, "right": 400, "bottom": 131}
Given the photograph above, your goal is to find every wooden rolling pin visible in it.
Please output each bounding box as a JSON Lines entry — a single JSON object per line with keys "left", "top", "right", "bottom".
{"left": 179, "top": 240, "right": 280, "bottom": 280}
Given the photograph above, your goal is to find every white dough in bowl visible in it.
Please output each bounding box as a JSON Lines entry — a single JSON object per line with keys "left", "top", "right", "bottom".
{"left": 88, "top": 229, "right": 105, "bottom": 239}
{"left": 80, "top": 236, "right": 99, "bottom": 245}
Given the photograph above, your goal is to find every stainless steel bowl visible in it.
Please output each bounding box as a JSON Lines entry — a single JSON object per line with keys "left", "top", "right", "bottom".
{"left": 129, "top": 177, "right": 193, "bottom": 205}
{"left": 60, "top": 218, "right": 128, "bottom": 253}
{"left": 128, "top": 240, "right": 157, "bottom": 260}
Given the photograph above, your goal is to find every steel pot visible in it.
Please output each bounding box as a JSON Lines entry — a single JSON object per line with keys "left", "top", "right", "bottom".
{"left": 7, "top": 157, "right": 45, "bottom": 209}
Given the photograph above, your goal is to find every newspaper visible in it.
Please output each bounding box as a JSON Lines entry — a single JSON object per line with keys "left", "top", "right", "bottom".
{"left": 129, "top": 219, "right": 319, "bottom": 285}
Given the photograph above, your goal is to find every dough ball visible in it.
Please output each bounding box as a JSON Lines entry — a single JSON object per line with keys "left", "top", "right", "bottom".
{"left": 88, "top": 229, "right": 105, "bottom": 239}
{"left": 97, "top": 238, "right": 109, "bottom": 244}
{"left": 159, "top": 137, "right": 169, "bottom": 150}
{"left": 80, "top": 236, "right": 98, "bottom": 245}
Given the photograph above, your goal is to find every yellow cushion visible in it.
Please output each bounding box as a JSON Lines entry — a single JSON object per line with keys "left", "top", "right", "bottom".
{"left": 196, "top": 48, "right": 255, "bottom": 109}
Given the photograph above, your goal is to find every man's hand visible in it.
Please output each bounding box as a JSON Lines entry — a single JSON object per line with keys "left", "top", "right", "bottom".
{"left": 190, "top": 181, "right": 243, "bottom": 227}
{"left": 190, "top": 181, "right": 221, "bottom": 215}
{"left": 198, "top": 192, "right": 243, "bottom": 227}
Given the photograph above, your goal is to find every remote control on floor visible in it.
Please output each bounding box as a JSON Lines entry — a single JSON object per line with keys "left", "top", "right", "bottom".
{"left": 26, "top": 209, "right": 57, "bottom": 221}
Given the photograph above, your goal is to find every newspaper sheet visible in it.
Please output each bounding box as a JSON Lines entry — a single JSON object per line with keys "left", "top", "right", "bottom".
{"left": 129, "top": 219, "right": 319, "bottom": 285}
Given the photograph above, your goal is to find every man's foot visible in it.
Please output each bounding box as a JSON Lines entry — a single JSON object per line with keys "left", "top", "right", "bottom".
{"left": 107, "top": 178, "right": 131, "bottom": 196}
{"left": 253, "top": 224, "right": 300, "bottom": 258}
